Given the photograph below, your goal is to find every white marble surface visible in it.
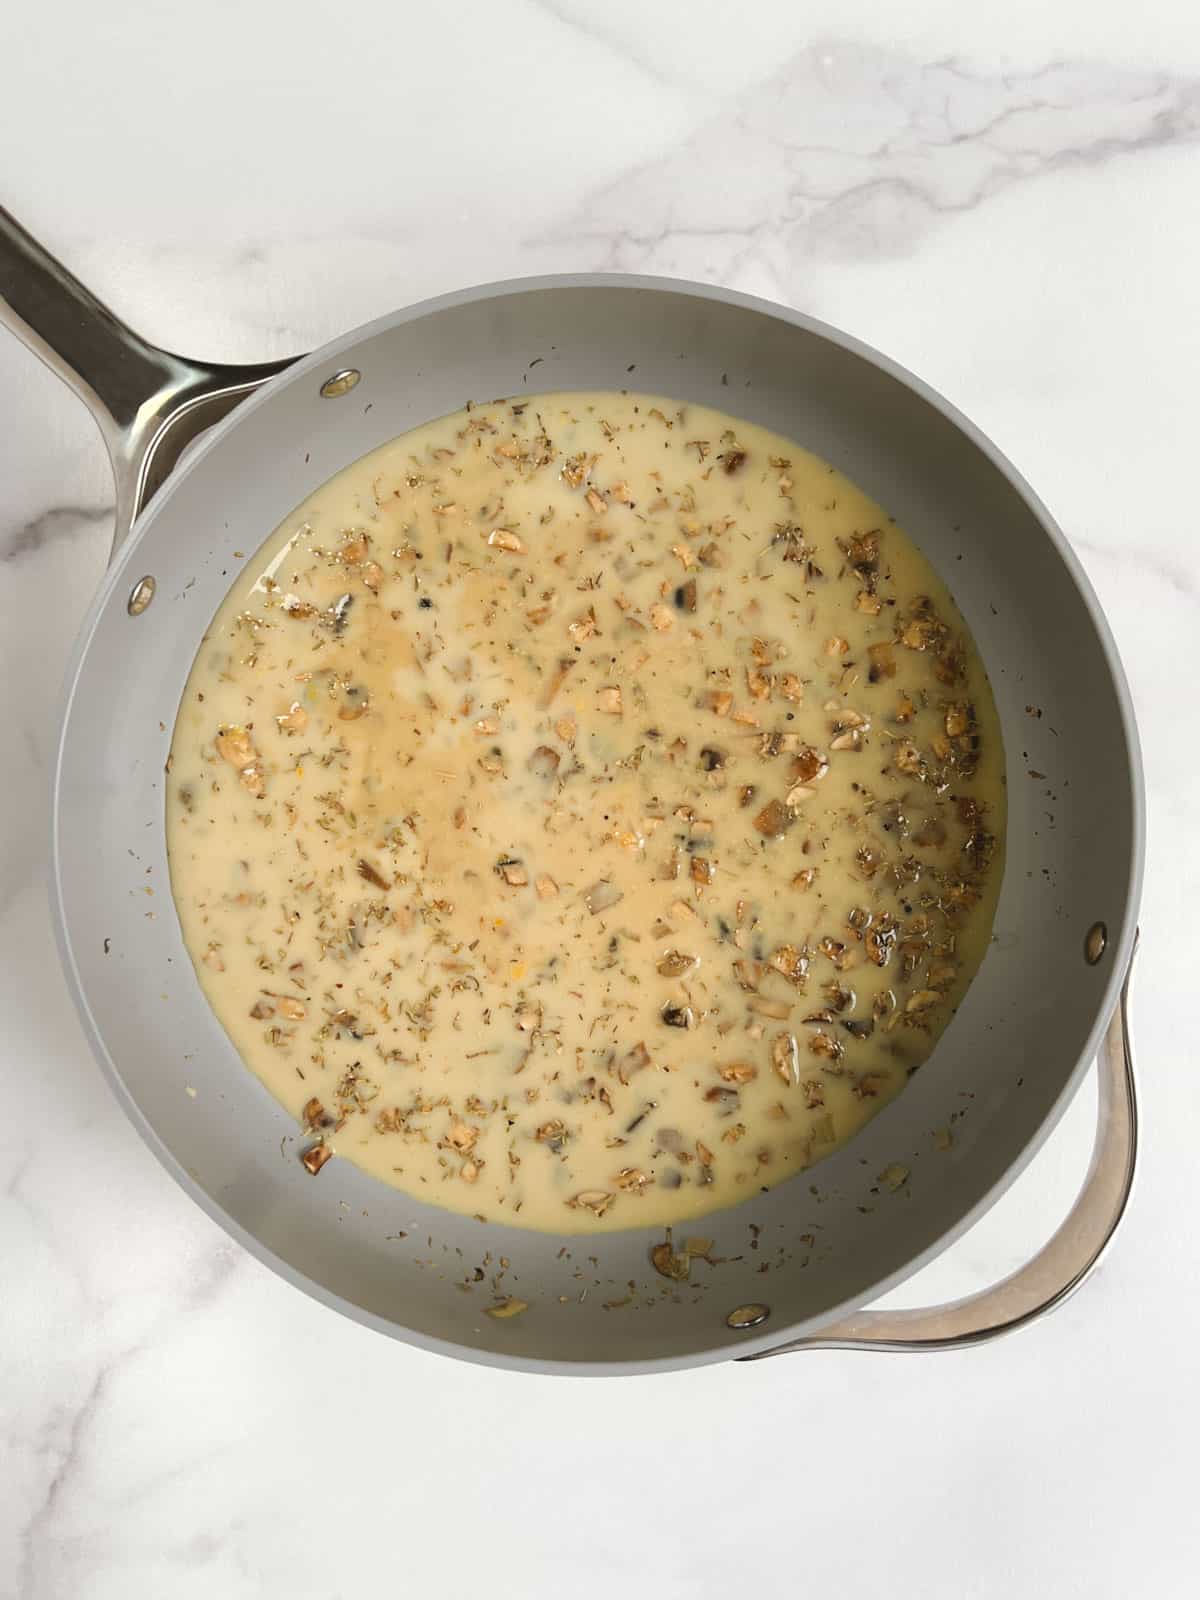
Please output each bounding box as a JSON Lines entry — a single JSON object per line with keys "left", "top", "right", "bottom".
{"left": 2, "top": 2, "right": 1197, "bottom": 1595}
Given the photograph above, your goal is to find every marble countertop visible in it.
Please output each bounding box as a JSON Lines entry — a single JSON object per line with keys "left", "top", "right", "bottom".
{"left": 2, "top": 3, "right": 1197, "bottom": 1595}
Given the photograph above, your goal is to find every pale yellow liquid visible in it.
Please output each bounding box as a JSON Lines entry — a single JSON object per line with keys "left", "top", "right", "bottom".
{"left": 167, "top": 393, "right": 1004, "bottom": 1233}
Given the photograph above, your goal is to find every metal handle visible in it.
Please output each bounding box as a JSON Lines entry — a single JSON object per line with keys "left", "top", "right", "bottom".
{"left": 0, "top": 206, "right": 293, "bottom": 553}
{"left": 744, "top": 950, "right": 1138, "bottom": 1357}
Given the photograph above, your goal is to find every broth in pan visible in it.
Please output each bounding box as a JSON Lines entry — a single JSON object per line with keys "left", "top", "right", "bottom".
{"left": 167, "top": 393, "right": 1005, "bottom": 1232}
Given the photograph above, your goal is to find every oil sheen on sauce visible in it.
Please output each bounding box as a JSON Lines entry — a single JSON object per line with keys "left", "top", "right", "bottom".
{"left": 167, "top": 393, "right": 1005, "bottom": 1233}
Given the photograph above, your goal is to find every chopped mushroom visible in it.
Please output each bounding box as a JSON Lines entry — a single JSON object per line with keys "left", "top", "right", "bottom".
{"left": 215, "top": 726, "right": 255, "bottom": 767}
{"left": 215, "top": 726, "right": 267, "bottom": 797}
{"left": 486, "top": 528, "right": 526, "bottom": 554}
{"left": 650, "top": 1241, "right": 691, "bottom": 1281}
{"left": 614, "top": 1167, "right": 653, "bottom": 1193}
{"left": 771, "top": 1032, "right": 801, "bottom": 1087}
{"left": 868, "top": 643, "right": 897, "bottom": 682}
{"left": 486, "top": 1298, "right": 529, "bottom": 1318}
{"left": 583, "top": 879, "right": 623, "bottom": 915}
{"left": 657, "top": 949, "right": 699, "bottom": 977}
{"left": 753, "top": 799, "right": 794, "bottom": 838}
{"left": 749, "top": 994, "right": 792, "bottom": 1020}
{"left": 527, "top": 745, "right": 561, "bottom": 778}
{"left": 661, "top": 1002, "right": 696, "bottom": 1029}
{"left": 769, "top": 945, "right": 808, "bottom": 985}
{"left": 808, "top": 1030, "right": 844, "bottom": 1063}
{"left": 301, "top": 1142, "right": 332, "bottom": 1175}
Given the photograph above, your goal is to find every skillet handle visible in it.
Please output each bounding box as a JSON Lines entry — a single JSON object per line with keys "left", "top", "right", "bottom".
{"left": 742, "top": 949, "right": 1137, "bottom": 1357}
{"left": 0, "top": 205, "right": 293, "bottom": 556}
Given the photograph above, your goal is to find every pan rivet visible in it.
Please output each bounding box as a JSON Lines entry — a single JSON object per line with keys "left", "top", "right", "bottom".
{"left": 727, "top": 1303, "right": 770, "bottom": 1331}
{"left": 1085, "top": 921, "right": 1108, "bottom": 965}
{"left": 127, "top": 575, "right": 156, "bottom": 616}
{"left": 320, "top": 368, "right": 361, "bottom": 399}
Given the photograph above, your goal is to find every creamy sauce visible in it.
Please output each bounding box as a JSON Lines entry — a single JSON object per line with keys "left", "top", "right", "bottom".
{"left": 167, "top": 393, "right": 1005, "bottom": 1233}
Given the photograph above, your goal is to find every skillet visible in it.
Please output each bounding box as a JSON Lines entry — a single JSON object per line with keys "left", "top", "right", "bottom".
{"left": 1, "top": 206, "right": 1142, "bottom": 1372}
